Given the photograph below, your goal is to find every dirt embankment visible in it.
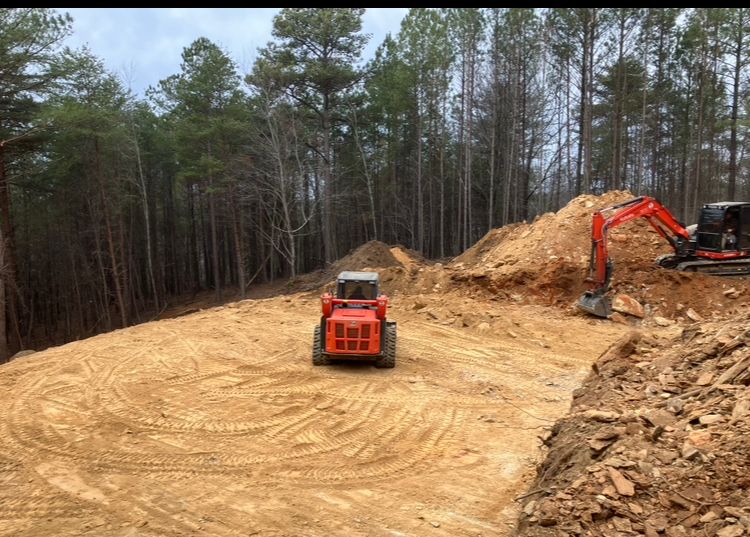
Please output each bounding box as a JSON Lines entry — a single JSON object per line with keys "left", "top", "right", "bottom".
{"left": 292, "top": 240, "right": 450, "bottom": 298}
{"left": 451, "top": 192, "right": 750, "bottom": 320}
{"left": 516, "top": 316, "right": 750, "bottom": 536}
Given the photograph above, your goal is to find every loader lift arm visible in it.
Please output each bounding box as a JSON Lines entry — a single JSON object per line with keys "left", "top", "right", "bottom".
{"left": 578, "top": 196, "right": 693, "bottom": 317}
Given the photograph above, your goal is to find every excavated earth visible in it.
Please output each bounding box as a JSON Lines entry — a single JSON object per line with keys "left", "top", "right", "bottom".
{"left": 515, "top": 317, "right": 750, "bottom": 537}
{"left": 1, "top": 192, "right": 749, "bottom": 537}
{"left": 0, "top": 290, "right": 623, "bottom": 537}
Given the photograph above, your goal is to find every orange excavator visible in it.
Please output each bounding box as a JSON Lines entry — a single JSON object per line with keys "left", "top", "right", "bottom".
{"left": 578, "top": 196, "right": 750, "bottom": 317}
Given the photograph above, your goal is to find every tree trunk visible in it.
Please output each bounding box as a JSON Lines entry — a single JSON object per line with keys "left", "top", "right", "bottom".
{"left": 583, "top": 9, "right": 596, "bottom": 194}
{"left": 94, "top": 138, "right": 128, "bottom": 328}
{"left": 0, "top": 144, "right": 22, "bottom": 353}
{"left": 132, "top": 125, "right": 159, "bottom": 310}
{"left": 208, "top": 183, "right": 221, "bottom": 301}
{"left": 321, "top": 99, "right": 336, "bottom": 264}
{"left": 0, "top": 227, "right": 7, "bottom": 362}
{"left": 728, "top": 10, "right": 745, "bottom": 200}
{"left": 576, "top": 15, "right": 588, "bottom": 195}
{"left": 612, "top": 13, "right": 626, "bottom": 190}
{"left": 188, "top": 182, "right": 200, "bottom": 291}
{"left": 230, "top": 183, "right": 246, "bottom": 296}
{"left": 416, "top": 97, "right": 424, "bottom": 252}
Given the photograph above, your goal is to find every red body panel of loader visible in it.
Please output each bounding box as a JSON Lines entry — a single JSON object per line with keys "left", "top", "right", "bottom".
{"left": 321, "top": 294, "right": 387, "bottom": 356}
{"left": 325, "top": 307, "right": 381, "bottom": 355}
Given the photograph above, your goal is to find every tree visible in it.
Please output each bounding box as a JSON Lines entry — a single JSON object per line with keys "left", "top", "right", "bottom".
{"left": 0, "top": 8, "right": 71, "bottom": 359}
{"left": 256, "top": 8, "right": 369, "bottom": 264}
{"left": 399, "top": 9, "right": 452, "bottom": 254}
{"left": 550, "top": 8, "right": 611, "bottom": 195}
{"left": 44, "top": 50, "right": 135, "bottom": 330}
{"left": 363, "top": 34, "right": 413, "bottom": 248}
{"left": 448, "top": 8, "right": 484, "bottom": 250}
{"left": 152, "top": 37, "right": 247, "bottom": 300}
{"left": 720, "top": 8, "right": 750, "bottom": 199}
{"left": 675, "top": 9, "right": 726, "bottom": 219}
{"left": 247, "top": 61, "right": 315, "bottom": 278}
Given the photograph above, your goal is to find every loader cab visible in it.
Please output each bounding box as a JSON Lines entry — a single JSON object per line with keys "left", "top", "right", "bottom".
{"left": 696, "top": 202, "right": 750, "bottom": 252}
{"left": 336, "top": 271, "right": 379, "bottom": 301}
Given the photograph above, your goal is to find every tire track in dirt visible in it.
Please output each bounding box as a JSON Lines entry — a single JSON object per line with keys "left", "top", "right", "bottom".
{"left": 0, "top": 294, "right": 624, "bottom": 536}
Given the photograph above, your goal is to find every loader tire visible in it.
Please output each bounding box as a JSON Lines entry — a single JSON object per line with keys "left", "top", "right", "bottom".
{"left": 312, "top": 325, "right": 330, "bottom": 366}
{"left": 375, "top": 322, "right": 396, "bottom": 368}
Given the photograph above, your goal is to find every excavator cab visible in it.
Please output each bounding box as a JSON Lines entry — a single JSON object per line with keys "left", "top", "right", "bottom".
{"left": 696, "top": 203, "right": 750, "bottom": 252}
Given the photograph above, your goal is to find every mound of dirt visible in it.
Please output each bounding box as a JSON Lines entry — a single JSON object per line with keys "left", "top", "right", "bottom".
{"left": 329, "top": 240, "right": 402, "bottom": 274}
{"left": 389, "top": 245, "right": 424, "bottom": 269}
{"left": 451, "top": 191, "right": 750, "bottom": 318}
{"left": 453, "top": 191, "right": 647, "bottom": 269}
{"left": 450, "top": 191, "right": 656, "bottom": 306}
{"left": 291, "top": 240, "right": 449, "bottom": 297}
{"left": 291, "top": 240, "right": 403, "bottom": 291}
{"left": 516, "top": 316, "right": 750, "bottom": 536}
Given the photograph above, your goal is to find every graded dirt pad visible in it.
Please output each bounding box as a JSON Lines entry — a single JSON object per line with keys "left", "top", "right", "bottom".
{"left": 0, "top": 293, "right": 624, "bottom": 537}
{"left": 516, "top": 317, "right": 750, "bottom": 536}
{"left": 451, "top": 191, "right": 750, "bottom": 318}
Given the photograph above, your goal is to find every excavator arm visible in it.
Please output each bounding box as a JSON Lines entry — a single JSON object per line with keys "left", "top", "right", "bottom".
{"left": 578, "top": 196, "right": 692, "bottom": 317}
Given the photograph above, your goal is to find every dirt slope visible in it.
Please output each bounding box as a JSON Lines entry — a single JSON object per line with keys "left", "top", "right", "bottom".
{"left": 516, "top": 316, "right": 750, "bottom": 536}
{"left": 0, "top": 291, "right": 624, "bottom": 537}
{"left": 451, "top": 192, "right": 750, "bottom": 318}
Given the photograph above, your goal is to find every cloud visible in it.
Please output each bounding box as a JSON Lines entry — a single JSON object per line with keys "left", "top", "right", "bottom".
{"left": 60, "top": 8, "right": 408, "bottom": 95}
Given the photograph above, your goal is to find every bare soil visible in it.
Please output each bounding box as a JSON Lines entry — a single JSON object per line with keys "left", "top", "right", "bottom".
{"left": 0, "top": 292, "right": 623, "bottom": 536}
{"left": 2, "top": 191, "right": 749, "bottom": 536}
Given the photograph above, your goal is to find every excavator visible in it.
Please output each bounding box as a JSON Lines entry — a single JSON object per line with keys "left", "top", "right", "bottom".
{"left": 578, "top": 196, "right": 750, "bottom": 318}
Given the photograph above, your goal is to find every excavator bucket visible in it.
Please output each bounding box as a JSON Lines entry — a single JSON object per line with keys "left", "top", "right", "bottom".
{"left": 577, "top": 291, "right": 612, "bottom": 318}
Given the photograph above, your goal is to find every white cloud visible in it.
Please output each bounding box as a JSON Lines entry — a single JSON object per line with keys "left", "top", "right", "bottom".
{"left": 60, "top": 8, "right": 407, "bottom": 95}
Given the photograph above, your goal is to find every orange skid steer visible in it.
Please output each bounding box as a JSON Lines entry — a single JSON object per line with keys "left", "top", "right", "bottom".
{"left": 312, "top": 271, "right": 397, "bottom": 368}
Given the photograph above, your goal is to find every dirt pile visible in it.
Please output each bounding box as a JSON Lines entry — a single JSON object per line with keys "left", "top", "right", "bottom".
{"left": 450, "top": 191, "right": 663, "bottom": 305}
{"left": 294, "top": 240, "right": 450, "bottom": 297}
{"left": 329, "top": 240, "right": 401, "bottom": 273}
{"left": 451, "top": 191, "right": 750, "bottom": 318}
{"left": 516, "top": 317, "right": 750, "bottom": 536}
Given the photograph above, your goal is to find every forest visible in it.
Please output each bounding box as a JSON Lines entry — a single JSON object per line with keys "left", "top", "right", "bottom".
{"left": 1, "top": 7, "right": 749, "bottom": 359}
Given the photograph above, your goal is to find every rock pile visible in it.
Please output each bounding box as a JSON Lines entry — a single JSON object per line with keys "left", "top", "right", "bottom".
{"left": 516, "top": 316, "right": 750, "bottom": 536}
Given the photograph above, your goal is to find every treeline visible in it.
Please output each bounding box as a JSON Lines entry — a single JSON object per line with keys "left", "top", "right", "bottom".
{"left": 1, "top": 7, "right": 750, "bottom": 358}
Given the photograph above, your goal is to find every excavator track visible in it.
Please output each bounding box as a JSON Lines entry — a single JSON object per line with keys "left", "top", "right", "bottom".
{"left": 658, "top": 254, "right": 750, "bottom": 275}
{"left": 675, "top": 258, "right": 750, "bottom": 276}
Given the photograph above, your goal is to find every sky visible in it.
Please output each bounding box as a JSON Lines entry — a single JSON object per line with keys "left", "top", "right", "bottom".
{"left": 61, "top": 8, "right": 409, "bottom": 95}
